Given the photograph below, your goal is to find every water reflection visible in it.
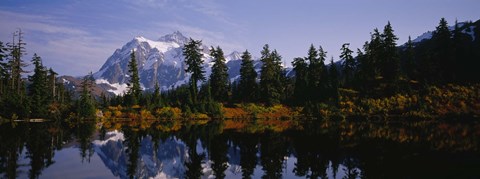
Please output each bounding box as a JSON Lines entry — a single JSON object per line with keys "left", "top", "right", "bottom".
{"left": 1, "top": 119, "right": 480, "bottom": 178}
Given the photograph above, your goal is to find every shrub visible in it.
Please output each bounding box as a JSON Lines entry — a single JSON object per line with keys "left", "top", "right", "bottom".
{"left": 140, "top": 109, "right": 155, "bottom": 120}
{"left": 156, "top": 107, "right": 182, "bottom": 119}
{"left": 223, "top": 107, "right": 249, "bottom": 119}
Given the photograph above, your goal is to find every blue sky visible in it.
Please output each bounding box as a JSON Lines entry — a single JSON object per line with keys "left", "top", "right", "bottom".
{"left": 1, "top": 0, "right": 479, "bottom": 76}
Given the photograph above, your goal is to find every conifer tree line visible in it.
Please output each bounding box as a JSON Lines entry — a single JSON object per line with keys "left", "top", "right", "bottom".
{"left": 0, "top": 29, "right": 94, "bottom": 120}
{"left": 1, "top": 18, "right": 479, "bottom": 120}
{"left": 151, "top": 18, "right": 479, "bottom": 116}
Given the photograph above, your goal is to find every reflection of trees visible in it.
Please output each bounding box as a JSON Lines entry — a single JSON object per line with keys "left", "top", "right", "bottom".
{"left": 180, "top": 122, "right": 208, "bottom": 179}
{"left": 122, "top": 127, "right": 143, "bottom": 179}
{"left": 25, "top": 123, "right": 59, "bottom": 179}
{"left": 2, "top": 119, "right": 480, "bottom": 179}
{"left": 0, "top": 123, "right": 27, "bottom": 179}
{"left": 210, "top": 134, "right": 228, "bottom": 179}
{"left": 0, "top": 121, "right": 72, "bottom": 179}
{"left": 184, "top": 137, "right": 205, "bottom": 179}
{"left": 342, "top": 157, "right": 359, "bottom": 179}
{"left": 292, "top": 121, "right": 345, "bottom": 179}
{"left": 238, "top": 133, "right": 258, "bottom": 179}
{"left": 292, "top": 135, "right": 330, "bottom": 178}
{"left": 73, "top": 122, "right": 95, "bottom": 163}
{"left": 259, "top": 131, "right": 288, "bottom": 179}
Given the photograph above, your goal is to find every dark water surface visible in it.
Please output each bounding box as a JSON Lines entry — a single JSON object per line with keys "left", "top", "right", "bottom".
{"left": 1, "top": 119, "right": 479, "bottom": 179}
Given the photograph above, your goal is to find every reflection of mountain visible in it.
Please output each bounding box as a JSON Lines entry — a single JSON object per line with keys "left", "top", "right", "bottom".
{"left": 93, "top": 130, "right": 188, "bottom": 178}
{"left": 92, "top": 131, "right": 246, "bottom": 179}
{"left": 227, "top": 141, "right": 243, "bottom": 175}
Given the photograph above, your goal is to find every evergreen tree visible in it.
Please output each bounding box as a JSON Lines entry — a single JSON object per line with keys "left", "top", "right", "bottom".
{"left": 306, "top": 44, "right": 319, "bottom": 89}
{"left": 209, "top": 46, "right": 229, "bottom": 102}
{"left": 308, "top": 45, "right": 327, "bottom": 102}
{"left": 100, "top": 92, "right": 109, "bottom": 109}
{"left": 431, "top": 17, "right": 452, "bottom": 83}
{"left": 329, "top": 58, "right": 339, "bottom": 105}
{"left": 47, "top": 68, "right": 58, "bottom": 103}
{"left": 403, "top": 36, "right": 416, "bottom": 80}
{"left": 183, "top": 38, "right": 205, "bottom": 108}
{"left": 340, "top": 43, "right": 355, "bottom": 85}
{"left": 151, "top": 82, "right": 162, "bottom": 109}
{"left": 452, "top": 20, "right": 461, "bottom": 82}
{"left": 7, "top": 29, "right": 28, "bottom": 96}
{"left": 77, "top": 73, "right": 96, "bottom": 118}
{"left": 259, "top": 44, "right": 282, "bottom": 106}
{"left": 28, "top": 54, "right": 49, "bottom": 118}
{"left": 0, "top": 41, "right": 8, "bottom": 95}
{"left": 381, "top": 22, "right": 400, "bottom": 86}
{"left": 355, "top": 48, "right": 366, "bottom": 83}
{"left": 366, "top": 28, "right": 383, "bottom": 79}
{"left": 127, "top": 50, "right": 141, "bottom": 105}
{"left": 3, "top": 30, "right": 29, "bottom": 118}
{"left": 356, "top": 29, "right": 382, "bottom": 95}
{"left": 292, "top": 57, "right": 308, "bottom": 105}
{"left": 271, "top": 50, "right": 285, "bottom": 100}
{"left": 238, "top": 50, "right": 257, "bottom": 103}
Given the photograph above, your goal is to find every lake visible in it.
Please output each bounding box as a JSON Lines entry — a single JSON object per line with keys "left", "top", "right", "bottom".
{"left": 1, "top": 119, "right": 479, "bottom": 179}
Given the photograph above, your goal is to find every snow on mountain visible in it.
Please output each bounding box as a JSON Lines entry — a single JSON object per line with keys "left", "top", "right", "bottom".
{"left": 95, "top": 79, "right": 129, "bottom": 95}
{"left": 94, "top": 31, "right": 254, "bottom": 94}
{"left": 411, "top": 21, "right": 476, "bottom": 43}
{"left": 462, "top": 25, "right": 476, "bottom": 41}
{"left": 412, "top": 31, "right": 433, "bottom": 43}
{"left": 225, "top": 51, "right": 242, "bottom": 63}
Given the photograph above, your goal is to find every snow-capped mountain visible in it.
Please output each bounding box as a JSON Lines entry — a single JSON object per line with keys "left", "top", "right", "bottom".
{"left": 93, "top": 31, "right": 257, "bottom": 95}
{"left": 411, "top": 21, "right": 477, "bottom": 43}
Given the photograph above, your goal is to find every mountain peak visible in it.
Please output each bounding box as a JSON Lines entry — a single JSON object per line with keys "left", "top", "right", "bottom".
{"left": 133, "top": 36, "right": 148, "bottom": 42}
{"left": 158, "top": 31, "right": 188, "bottom": 44}
{"left": 226, "top": 51, "right": 242, "bottom": 62}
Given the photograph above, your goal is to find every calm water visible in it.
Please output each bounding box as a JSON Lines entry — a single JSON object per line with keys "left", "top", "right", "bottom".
{"left": 0, "top": 119, "right": 479, "bottom": 179}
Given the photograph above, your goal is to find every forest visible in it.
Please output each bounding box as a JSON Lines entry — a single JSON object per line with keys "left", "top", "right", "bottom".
{"left": 0, "top": 18, "right": 479, "bottom": 122}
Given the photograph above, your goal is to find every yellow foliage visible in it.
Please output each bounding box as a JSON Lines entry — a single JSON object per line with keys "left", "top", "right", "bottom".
{"left": 190, "top": 113, "right": 209, "bottom": 119}
{"left": 155, "top": 107, "right": 182, "bottom": 119}
{"left": 140, "top": 109, "right": 155, "bottom": 120}
{"left": 114, "top": 110, "right": 123, "bottom": 118}
{"left": 223, "top": 107, "right": 249, "bottom": 119}
{"left": 104, "top": 111, "right": 112, "bottom": 119}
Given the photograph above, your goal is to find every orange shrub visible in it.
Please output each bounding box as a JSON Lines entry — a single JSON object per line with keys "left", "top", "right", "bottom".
{"left": 223, "top": 107, "right": 249, "bottom": 119}
{"left": 223, "top": 120, "right": 248, "bottom": 130}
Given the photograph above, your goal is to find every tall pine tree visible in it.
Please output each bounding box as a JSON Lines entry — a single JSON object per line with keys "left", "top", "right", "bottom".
{"left": 28, "top": 54, "right": 48, "bottom": 118}
{"left": 308, "top": 45, "right": 327, "bottom": 102}
{"left": 259, "top": 44, "right": 282, "bottom": 106}
{"left": 151, "top": 82, "right": 162, "bottom": 109}
{"left": 209, "top": 46, "right": 229, "bottom": 102}
{"left": 431, "top": 18, "right": 452, "bottom": 83}
{"left": 183, "top": 38, "right": 205, "bottom": 108}
{"left": 127, "top": 50, "right": 141, "bottom": 105}
{"left": 238, "top": 50, "right": 257, "bottom": 103}
{"left": 77, "top": 73, "right": 96, "bottom": 118}
{"left": 403, "top": 36, "right": 416, "bottom": 80}
{"left": 0, "top": 41, "right": 8, "bottom": 96}
{"left": 381, "top": 22, "right": 400, "bottom": 86}
{"left": 292, "top": 57, "right": 308, "bottom": 105}
{"left": 329, "top": 58, "right": 339, "bottom": 105}
{"left": 340, "top": 43, "right": 355, "bottom": 86}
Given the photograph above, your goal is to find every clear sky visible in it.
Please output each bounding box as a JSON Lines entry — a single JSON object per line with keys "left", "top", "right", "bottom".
{"left": 1, "top": 0, "right": 479, "bottom": 76}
